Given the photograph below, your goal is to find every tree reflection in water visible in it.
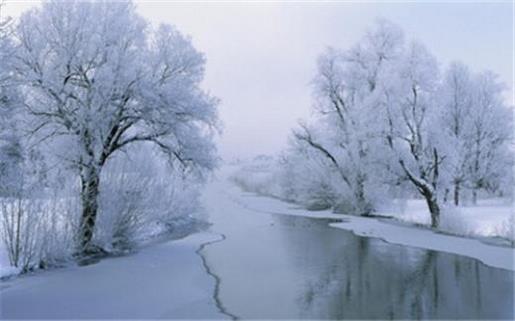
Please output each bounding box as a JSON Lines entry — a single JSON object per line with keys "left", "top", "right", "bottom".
{"left": 275, "top": 215, "right": 513, "bottom": 320}
{"left": 204, "top": 213, "right": 513, "bottom": 320}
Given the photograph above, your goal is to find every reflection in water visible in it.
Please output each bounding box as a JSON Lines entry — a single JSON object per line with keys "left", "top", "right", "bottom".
{"left": 204, "top": 213, "right": 514, "bottom": 320}
{"left": 281, "top": 215, "right": 512, "bottom": 319}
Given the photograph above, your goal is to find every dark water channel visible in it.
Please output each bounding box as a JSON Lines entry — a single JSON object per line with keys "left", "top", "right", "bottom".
{"left": 203, "top": 209, "right": 514, "bottom": 320}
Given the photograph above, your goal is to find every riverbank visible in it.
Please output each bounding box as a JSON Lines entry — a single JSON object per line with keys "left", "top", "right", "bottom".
{"left": 0, "top": 232, "right": 226, "bottom": 319}
{"left": 223, "top": 169, "right": 514, "bottom": 271}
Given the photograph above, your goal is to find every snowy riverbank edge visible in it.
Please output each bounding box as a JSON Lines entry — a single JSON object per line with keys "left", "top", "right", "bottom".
{"left": 227, "top": 186, "right": 515, "bottom": 272}
{"left": 0, "top": 232, "right": 226, "bottom": 319}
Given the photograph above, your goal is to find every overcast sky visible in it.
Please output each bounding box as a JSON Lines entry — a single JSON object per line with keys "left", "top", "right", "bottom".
{"left": 3, "top": 1, "right": 513, "bottom": 160}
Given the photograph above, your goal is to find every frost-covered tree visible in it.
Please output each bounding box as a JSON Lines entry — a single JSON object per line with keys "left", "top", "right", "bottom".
{"left": 466, "top": 72, "right": 512, "bottom": 203}
{"left": 15, "top": 1, "right": 218, "bottom": 255}
{"left": 0, "top": 0, "right": 47, "bottom": 198}
{"left": 0, "top": 4, "right": 54, "bottom": 270}
{"left": 382, "top": 42, "right": 444, "bottom": 228}
{"left": 281, "top": 19, "right": 513, "bottom": 228}
{"left": 439, "top": 65, "right": 512, "bottom": 205}
{"left": 291, "top": 20, "right": 404, "bottom": 215}
{"left": 0, "top": 0, "right": 21, "bottom": 194}
{"left": 439, "top": 62, "right": 474, "bottom": 205}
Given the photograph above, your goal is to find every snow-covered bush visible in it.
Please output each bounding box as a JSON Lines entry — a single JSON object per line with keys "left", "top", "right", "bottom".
{"left": 230, "top": 152, "right": 391, "bottom": 214}
{"left": 438, "top": 206, "right": 472, "bottom": 236}
{"left": 230, "top": 155, "right": 283, "bottom": 197}
{"left": 0, "top": 133, "right": 78, "bottom": 271}
{"left": 95, "top": 149, "right": 205, "bottom": 252}
{"left": 0, "top": 194, "right": 79, "bottom": 272}
{"left": 495, "top": 214, "right": 515, "bottom": 245}
{"left": 1, "top": 198, "right": 43, "bottom": 271}
{"left": 438, "top": 205, "right": 514, "bottom": 246}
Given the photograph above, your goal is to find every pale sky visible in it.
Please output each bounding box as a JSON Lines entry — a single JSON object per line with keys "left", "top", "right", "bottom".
{"left": 3, "top": 1, "right": 514, "bottom": 160}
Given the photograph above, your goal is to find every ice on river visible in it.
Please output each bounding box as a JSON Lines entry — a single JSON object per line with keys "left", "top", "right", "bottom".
{"left": 0, "top": 232, "right": 225, "bottom": 320}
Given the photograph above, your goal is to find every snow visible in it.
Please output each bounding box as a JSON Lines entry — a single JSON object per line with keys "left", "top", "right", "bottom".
{"left": 223, "top": 165, "right": 515, "bottom": 271}
{"left": 0, "top": 232, "right": 226, "bottom": 319}
{"left": 0, "top": 245, "right": 20, "bottom": 279}
{"left": 378, "top": 199, "right": 514, "bottom": 240}
{"left": 0, "top": 242, "right": 20, "bottom": 279}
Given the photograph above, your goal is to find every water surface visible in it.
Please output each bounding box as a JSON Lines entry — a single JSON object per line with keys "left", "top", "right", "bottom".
{"left": 204, "top": 202, "right": 514, "bottom": 320}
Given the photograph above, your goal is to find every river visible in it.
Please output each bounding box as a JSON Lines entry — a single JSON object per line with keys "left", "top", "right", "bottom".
{"left": 200, "top": 176, "right": 514, "bottom": 320}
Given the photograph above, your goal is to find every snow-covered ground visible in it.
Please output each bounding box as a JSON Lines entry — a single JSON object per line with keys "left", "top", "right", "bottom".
{"left": 377, "top": 198, "right": 514, "bottom": 241}
{"left": 0, "top": 232, "right": 226, "bottom": 319}
{"left": 0, "top": 245, "right": 19, "bottom": 280}
{"left": 223, "top": 165, "right": 515, "bottom": 271}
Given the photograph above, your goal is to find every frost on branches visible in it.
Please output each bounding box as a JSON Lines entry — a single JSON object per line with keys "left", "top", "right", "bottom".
{"left": 278, "top": 20, "right": 512, "bottom": 228}
{"left": 0, "top": 0, "right": 218, "bottom": 269}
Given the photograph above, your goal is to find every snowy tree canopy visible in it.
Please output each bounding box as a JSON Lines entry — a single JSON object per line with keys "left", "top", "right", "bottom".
{"left": 281, "top": 19, "right": 512, "bottom": 227}
{"left": 12, "top": 0, "right": 219, "bottom": 254}
{"left": 16, "top": 1, "right": 218, "bottom": 173}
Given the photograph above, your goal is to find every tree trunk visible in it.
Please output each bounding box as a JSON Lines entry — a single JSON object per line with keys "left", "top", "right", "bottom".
{"left": 14, "top": 200, "right": 22, "bottom": 267}
{"left": 443, "top": 188, "right": 449, "bottom": 203}
{"left": 454, "top": 181, "right": 460, "bottom": 206}
{"left": 355, "top": 173, "right": 371, "bottom": 216}
{"left": 471, "top": 188, "right": 478, "bottom": 205}
{"left": 79, "top": 167, "right": 101, "bottom": 254}
{"left": 424, "top": 192, "right": 440, "bottom": 228}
